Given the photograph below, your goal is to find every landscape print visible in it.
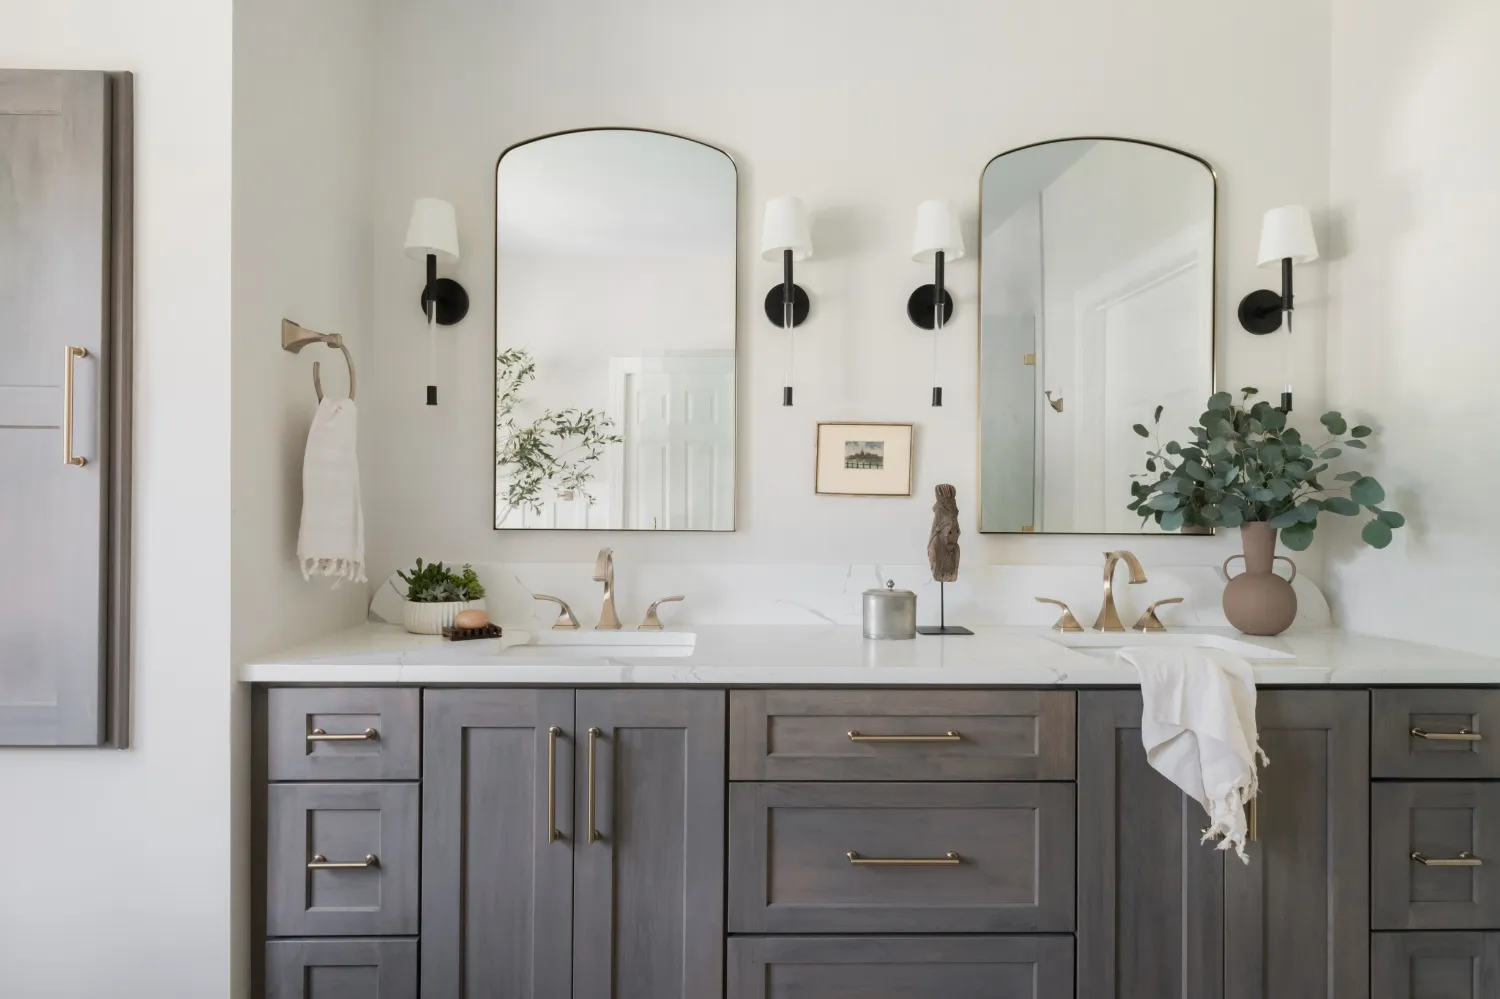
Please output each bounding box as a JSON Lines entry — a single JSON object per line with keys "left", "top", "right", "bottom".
{"left": 844, "top": 440, "right": 886, "bottom": 470}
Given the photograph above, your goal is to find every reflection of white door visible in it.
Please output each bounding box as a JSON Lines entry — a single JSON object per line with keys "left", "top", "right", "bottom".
{"left": 608, "top": 354, "right": 735, "bottom": 530}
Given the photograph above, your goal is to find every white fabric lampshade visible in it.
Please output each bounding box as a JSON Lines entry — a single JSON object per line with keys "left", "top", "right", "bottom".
{"left": 404, "top": 197, "right": 460, "bottom": 263}
{"left": 1256, "top": 205, "right": 1318, "bottom": 266}
{"left": 912, "top": 199, "right": 965, "bottom": 264}
{"left": 759, "top": 197, "right": 813, "bottom": 262}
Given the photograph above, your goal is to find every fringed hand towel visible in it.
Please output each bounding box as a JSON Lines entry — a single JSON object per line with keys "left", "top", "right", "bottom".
{"left": 296, "top": 397, "right": 366, "bottom": 586}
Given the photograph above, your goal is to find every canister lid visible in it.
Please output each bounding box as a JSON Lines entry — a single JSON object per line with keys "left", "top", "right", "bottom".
{"left": 863, "top": 579, "right": 914, "bottom": 598}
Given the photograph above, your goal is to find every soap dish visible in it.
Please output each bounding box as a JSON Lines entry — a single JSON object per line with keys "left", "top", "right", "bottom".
{"left": 441, "top": 623, "right": 503, "bottom": 642}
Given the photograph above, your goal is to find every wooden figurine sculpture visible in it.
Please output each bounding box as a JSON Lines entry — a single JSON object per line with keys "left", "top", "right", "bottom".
{"left": 928, "top": 484, "right": 961, "bottom": 582}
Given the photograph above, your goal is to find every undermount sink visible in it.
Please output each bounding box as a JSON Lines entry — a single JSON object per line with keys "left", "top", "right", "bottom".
{"left": 1042, "top": 629, "right": 1296, "bottom": 662}
{"left": 497, "top": 629, "right": 696, "bottom": 659}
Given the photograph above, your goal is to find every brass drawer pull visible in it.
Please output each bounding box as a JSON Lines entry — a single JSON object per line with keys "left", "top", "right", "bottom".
{"left": 847, "top": 730, "right": 962, "bottom": 743}
{"left": 587, "top": 727, "right": 603, "bottom": 844}
{"left": 63, "top": 345, "right": 88, "bottom": 467}
{"left": 847, "top": 851, "right": 962, "bottom": 866}
{"left": 307, "top": 727, "right": 378, "bottom": 743}
{"left": 547, "top": 726, "right": 563, "bottom": 844}
{"left": 1411, "top": 727, "right": 1482, "bottom": 742}
{"left": 1412, "top": 851, "right": 1483, "bottom": 867}
{"left": 307, "top": 853, "right": 379, "bottom": 870}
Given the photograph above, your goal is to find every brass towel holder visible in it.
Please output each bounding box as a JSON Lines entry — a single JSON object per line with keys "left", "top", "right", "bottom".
{"left": 282, "top": 319, "right": 356, "bottom": 402}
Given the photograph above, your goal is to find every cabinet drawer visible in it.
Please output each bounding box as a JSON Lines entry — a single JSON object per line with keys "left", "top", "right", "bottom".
{"left": 728, "top": 936, "right": 1073, "bottom": 999}
{"left": 730, "top": 689, "right": 1075, "bottom": 780}
{"left": 267, "top": 939, "right": 417, "bottom": 999}
{"left": 1373, "top": 783, "right": 1500, "bottom": 929}
{"left": 1372, "top": 933, "right": 1500, "bottom": 999}
{"left": 268, "top": 783, "right": 419, "bottom": 937}
{"left": 1373, "top": 690, "right": 1500, "bottom": 779}
{"left": 729, "top": 782, "right": 1074, "bottom": 933}
{"left": 268, "top": 688, "right": 420, "bottom": 781}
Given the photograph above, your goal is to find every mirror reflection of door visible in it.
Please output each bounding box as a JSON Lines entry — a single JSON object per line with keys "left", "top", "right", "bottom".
{"left": 978, "top": 138, "right": 1215, "bottom": 535}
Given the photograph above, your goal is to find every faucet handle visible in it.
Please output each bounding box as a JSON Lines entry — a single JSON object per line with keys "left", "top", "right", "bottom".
{"left": 639, "top": 595, "right": 685, "bottom": 631}
{"left": 1132, "top": 597, "right": 1184, "bottom": 633}
{"left": 533, "top": 594, "right": 580, "bottom": 631}
{"left": 1035, "top": 597, "right": 1085, "bottom": 634}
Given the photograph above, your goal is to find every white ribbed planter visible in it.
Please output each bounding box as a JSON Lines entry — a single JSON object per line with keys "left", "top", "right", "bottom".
{"left": 403, "top": 599, "right": 486, "bottom": 635}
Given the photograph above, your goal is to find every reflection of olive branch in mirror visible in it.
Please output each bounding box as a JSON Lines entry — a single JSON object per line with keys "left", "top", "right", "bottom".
{"left": 496, "top": 348, "right": 623, "bottom": 524}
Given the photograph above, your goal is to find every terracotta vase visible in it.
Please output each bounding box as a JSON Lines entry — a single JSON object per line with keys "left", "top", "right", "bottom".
{"left": 1222, "top": 522, "right": 1298, "bottom": 636}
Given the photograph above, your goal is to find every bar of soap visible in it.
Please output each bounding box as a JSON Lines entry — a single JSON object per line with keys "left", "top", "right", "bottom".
{"left": 454, "top": 609, "right": 490, "bottom": 630}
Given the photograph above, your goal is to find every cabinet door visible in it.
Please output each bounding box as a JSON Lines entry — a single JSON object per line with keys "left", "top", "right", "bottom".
{"left": 421, "top": 689, "right": 575, "bottom": 998}
{"left": 1077, "top": 691, "right": 1224, "bottom": 999}
{"left": 1372, "top": 933, "right": 1500, "bottom": 998}
{"left": 574, "top": 689, "right": 725, "bottom": 999}
{"left": 266, "top": 939, "right": 417, "bottom": 999}
{"left": 1225, "top": 690, "right": 1369, "bottom": 999}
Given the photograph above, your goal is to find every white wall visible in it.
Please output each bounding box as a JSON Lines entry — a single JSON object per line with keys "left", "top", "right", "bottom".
{"left": 0, "top": 2, "right": 236, "bottom": 997}
{"left": 1325, "top": 0, "right": 1500, "bottom": 652}
{"left": 367, "top": 0, "right": 1332, "bottom": 581}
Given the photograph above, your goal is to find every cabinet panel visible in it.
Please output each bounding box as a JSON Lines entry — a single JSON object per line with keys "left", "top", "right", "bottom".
{"left": 1372, "top": 933, "right": 1500, "bottom": 999}
{"left": 573, "top": 689, "right": 725, "bottom": 999}
{"left": 1374, "top": 782, "right": 1500, "bottom": 929}
{"left": 1373, "top": 690, "right": 1500, "bottom": 779}
{"left": 266, "top": 939, "right": 417, "bottom": 999}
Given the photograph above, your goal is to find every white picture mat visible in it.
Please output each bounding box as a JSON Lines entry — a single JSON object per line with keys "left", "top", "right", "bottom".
{"left": 815, "top": 423, "right": 914, "bottom": 496}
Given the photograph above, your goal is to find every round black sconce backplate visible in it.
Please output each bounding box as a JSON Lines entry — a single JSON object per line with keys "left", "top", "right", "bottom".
{"left": 907, "top": 284, "right": 955, "bottom": 330}
{"left": 419, "top": 277, "right": 471, "bottom": 326}
{"left": 763, "top": 284, "right": 810, "bottom": 327}
{"left": 1238, "top": 288, "right": 1284, "bottom": 335}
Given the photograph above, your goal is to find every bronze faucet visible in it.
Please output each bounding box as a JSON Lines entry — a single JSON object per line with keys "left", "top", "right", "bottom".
{"left": 1094, "top": 551, "right": 1148, "bottom": 632}
{"left": 593, "top": 548, "right": 622, "bottom": 630}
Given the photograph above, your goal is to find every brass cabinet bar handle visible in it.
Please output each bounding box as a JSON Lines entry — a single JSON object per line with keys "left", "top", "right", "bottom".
{"left": 1249, "top": 795, "right": 1259, "bottom": 843}
{"left": 1411, "top": 727, "right": 1482, "bottom": 741}
{"left": 1412, "top": 851, "right": 1483, "bottom": 867}
{"left": 306, "top": 727, "right": 378, "bottom": 743}
{"left": 547, "top": 726, "right": 563, "bottom": 843}
{"left": 63, "top": 346, "right": 88, "bottom": 467}
{"left": 846, "top": 730, "right": 962, "bottom": 743}
{"left": 307, "top": 853, "right": 378, "bottom": 870}
{"left": 586, "top": 727, "right": 602, "bottom": 844}
{"left": 846, "top": 851, "right": 962, "bottom": 866}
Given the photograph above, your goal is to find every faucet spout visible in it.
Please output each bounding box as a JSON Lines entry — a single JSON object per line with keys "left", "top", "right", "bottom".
{"left": 593, "top": 548, "right": 621, "bottom": 630}
{"left": 1094, "top": 550, "right": 1148, "bottom": 632}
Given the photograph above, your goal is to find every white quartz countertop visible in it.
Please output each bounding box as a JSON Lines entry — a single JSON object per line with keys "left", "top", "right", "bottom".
{"left": 240, "top": 623, "right": 1500, "bottom": 686}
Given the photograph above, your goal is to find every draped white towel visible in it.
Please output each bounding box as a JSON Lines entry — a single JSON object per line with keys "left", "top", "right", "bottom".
{"left": 296, "top": 397, "right": 367, "bottom": 586}
{"left": 1119, "top": 646, "right": 1268, "bottom": 862}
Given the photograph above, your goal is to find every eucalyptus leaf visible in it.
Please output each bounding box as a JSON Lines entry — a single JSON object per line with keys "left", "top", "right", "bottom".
{"left": 1376, "top": 510, "right": 1406, "bottom": 528}
{"left": 1280, "top": 521, "right": 1315, "bottom": 551}
{"left": 1345, "top": 439, "right": 1367, "bottom": 449}
{"left": 1208, "top": 391, "right": 1234, "bottom": 411}
{"left": 1362, "top": 519, "right": 1394, "bottom": 548}
{"left": 1160, "top": 509, "right": 1186, "bottom": 532}
{"left": 1220, "top": 505, "right": 1245, "bottom": 527}
{"left": 1297, "top": 502, "right": 1321, "bottom": 523}
{"left": 1320, "top": 447, "right": 1342, "bottom": 459}
{"left": 1350, "top": 476, "right": 1386, "bottom": 506}
{"left": 1133, "top": 423, "right": 1150, "bottom": 438}
{"left": 1351, "top": 425, "right": 1372, "bottom": 438}
{"left": 1154, "top": 405, "right": 1164, "bottom": 423}
{"left": 1146, "top": 494, "right": 1181, "bottom": 511}
{"left": 1268, "top": 510, "right": 1300, "bottom": 530}
{"left": 1335, "top": 471, "right": 1362, "bottom": 482}
{"left": 1241, "top": 387, "right": 1259, "bottom": 396}
{"left": 1322, "top": 497, "right": 1360, "bottom": 516}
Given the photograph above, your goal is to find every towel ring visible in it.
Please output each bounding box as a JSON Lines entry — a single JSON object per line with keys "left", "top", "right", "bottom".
{"left": 281, "top": 318, "right": 357, "bottom": 402}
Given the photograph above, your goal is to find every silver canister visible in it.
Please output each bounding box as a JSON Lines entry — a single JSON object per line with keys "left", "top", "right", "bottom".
{"left": 862, "top": 580, "right": 917, "bottom": 640}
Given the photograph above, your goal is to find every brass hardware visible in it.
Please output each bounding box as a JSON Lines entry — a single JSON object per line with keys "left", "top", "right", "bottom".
{"left": 1044, "top": 390, "right": 1064, "bottom": 412}
{"left": 1412, "top": 851, "right": 1482, "bottom": 867}
{"left": 1035, "top": 597, "right": 1084, "bottom": 633}
{"left": 307, "top": 727, "right": 378, "bottom": 743}
{"left": 593, "top": 549, "right": 621, "bottom": 630}
{"left": 307, "top": 853, "right": 378, "bottom": 870}
{"left": 1411, "top": 727, "right": 1482, "bottom": 742}
{"left": 586, "top": 726, "right": 602, "bottom": 844}
{"left": 282, "top": 319, "right": 357, "bottom": 402}
{"left": 1021, "top": 525, "right": 1035, "bottom": 533}
{"left": 1249, "top": 795, "right": 1259, "bottom": 843}
{"left": 847, "top": 851, "right": 962, "bottom": 866}
{"left": 638, "top": 595, "right": 685, "bottom": 631}
{"left": 1133, "top": 597, "right": 1185, "bottom": 633}
{"left": 847, "top": 730, "right": 962, "bottom": 743}
{"left": 63, "top": 346, "right": 88, "bottom": 467}
{"left": 547, "top": 726, "right": 563, "bottom": 844}
{"left": 1094, "top": 550, "right": 1148, "bottom": 632}
{"left": 1022, "top": 353, "right": 1036, "bottom": 365}
{"left": 534, "top": 594, "right": 580, "bottom": 630}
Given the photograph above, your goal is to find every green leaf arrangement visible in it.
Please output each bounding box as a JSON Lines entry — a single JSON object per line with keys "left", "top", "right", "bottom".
{"left": 1129, "top": 388, "right": 1404, "bottom": 551}
{"left": 397, "top": 558, "right": 487, "bottom": 603}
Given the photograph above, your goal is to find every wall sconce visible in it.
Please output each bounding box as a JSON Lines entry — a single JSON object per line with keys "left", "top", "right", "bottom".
{"left": 404, "top": 197, "right": 468, "bottom": 405}
{"left": 1238, "top": 205, "right": 1318, "bottom": 413}
{"left": 908, "top": 200, "right": 965, "bottom": 407}
{"left": 760, "top": 197, "right": 813, "bottom": 406}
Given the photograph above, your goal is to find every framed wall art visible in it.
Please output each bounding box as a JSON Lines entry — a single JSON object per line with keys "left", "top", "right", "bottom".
{"left": 814, "top": 423, "right": 914, "bottom": 497}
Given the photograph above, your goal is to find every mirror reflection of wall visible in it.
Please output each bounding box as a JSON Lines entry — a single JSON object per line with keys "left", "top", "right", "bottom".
{"left": 494, "top": 129, "right": 737, "bottom": 531}
{"left": 978, "top": 138, "right": 1216, "bottom": 535}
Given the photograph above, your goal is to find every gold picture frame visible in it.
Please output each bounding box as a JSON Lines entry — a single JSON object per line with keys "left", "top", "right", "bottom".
{"left": 815, "top": 423, "right": 915, "bottom": 497}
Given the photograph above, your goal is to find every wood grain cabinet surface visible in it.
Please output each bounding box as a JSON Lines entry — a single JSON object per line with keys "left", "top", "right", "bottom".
{"left": 1372, "top": 933, "right": 1500, "bottom": 999}
{"left": 266, "top": 939, "right": 417, "bottom": 999}
{"left": 268, "top": 688, "right": 421, "bottom": 781}
{"left": 1373, "top": 690, "right": 1500, "bottom": 779}
{"left": 1374, "top": 782, "right": 1500, "bottom": 930}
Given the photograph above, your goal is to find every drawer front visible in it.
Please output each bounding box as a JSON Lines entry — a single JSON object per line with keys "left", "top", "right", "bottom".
{"left": 729, "top": 782, "right": 1074, "bottom": 933}
{"left": 267, "top": 939, "right": 417, "bottom": 999}
{"left": 1372, "top": 933, "right": 1500, "bottom": 999}
{"left": 1373, "top": 783, "right": 1500, "bottom": 930}
{"left": 268, "top": 783, "right": 419, "bottom": 937}
{"left": 269, "top": 688, "right": 421, "bottom": 781}
{"left": 729, "top": 689, "right": 1075, "bottom": 780}
{"left": 1373, "top": 690, "right": 1500, "bottom": 779}
{"left": 728, "top": 936, "right": 1074, "bottom": 999}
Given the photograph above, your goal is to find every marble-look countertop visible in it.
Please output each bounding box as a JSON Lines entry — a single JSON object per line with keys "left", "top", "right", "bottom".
{"left": 241, "top": 623, "right": 1500, "bottom": 686}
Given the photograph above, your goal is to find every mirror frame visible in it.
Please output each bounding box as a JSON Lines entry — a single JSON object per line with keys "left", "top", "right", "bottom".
{"left": 491, "top": 126, "right": 740, "bottom": 532}
{"left": 975, "top": 135, "right": 1219, "bottom": 536}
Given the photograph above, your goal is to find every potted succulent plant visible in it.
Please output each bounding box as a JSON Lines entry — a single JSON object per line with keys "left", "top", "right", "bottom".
{"left": 397, "top": 559, "right": 487, "bottom": 635}
{"left": 1130, "top": 388, "right": 1405, "bottom": 635}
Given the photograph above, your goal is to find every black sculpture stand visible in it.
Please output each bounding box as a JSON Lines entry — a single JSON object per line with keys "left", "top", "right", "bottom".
{"left": 916, "top": 581, "right": 973, "bottom": 636}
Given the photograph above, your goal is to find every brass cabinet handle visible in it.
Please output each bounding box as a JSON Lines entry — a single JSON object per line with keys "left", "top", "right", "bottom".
{"left": 847, "top": 851, "right": 962, "bottom": 866}
{"left": 307, "top": 727, "right": 378, "bottom": 743}
{"left": 307, "top": 853, "right": 379, "bottom": 870}
{"left": 847, "top": 730, "right": 962, "bottom": 743}
{"left": 1412, "top": 851, "right": 1483, "bottom": 867}
{"left": 1249, "top": 795, "right": 1259, "bottom": 843}
{"left": 586, "top": 727, "right": 602, "bottom": 844}
{"left": 63, "top": 346, "right": 88, "bottom": 467}
{"left": 1411, "top": 727, "right": 1482, "bottom": 742}
{"left": 547, "top": 726, "right": 563, "bottom": 844}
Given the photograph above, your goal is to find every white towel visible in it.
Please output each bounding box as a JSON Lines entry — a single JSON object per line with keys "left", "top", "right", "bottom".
{"left": 1119, "top": 646, "right": 1268, "bottom": 862}
{"left": 296, "top": 397, "right": 367, "bottom": 586}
